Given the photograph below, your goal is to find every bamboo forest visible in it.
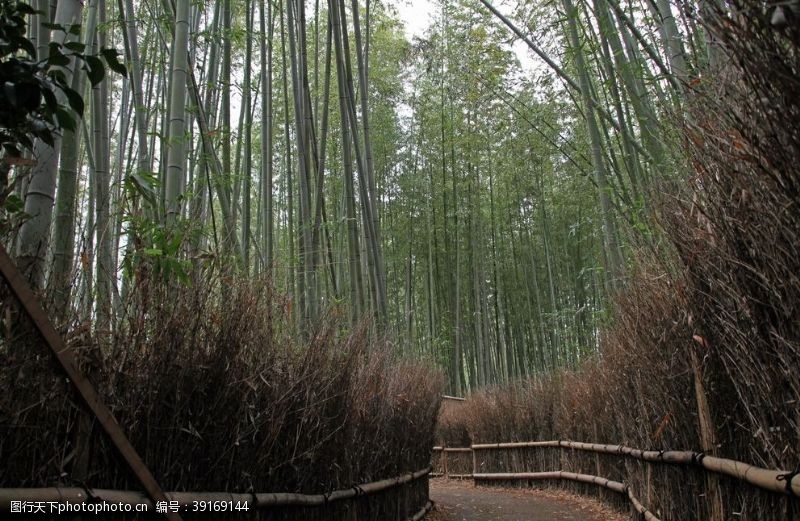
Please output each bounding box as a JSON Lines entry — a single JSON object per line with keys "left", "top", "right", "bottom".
{"left": 1, "top": 0, "right": 799, "bottom": 520}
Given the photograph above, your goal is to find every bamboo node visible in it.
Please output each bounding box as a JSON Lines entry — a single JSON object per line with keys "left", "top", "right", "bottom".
{"left": 777, "top": 466, "right": 799, "bottom": 496}
{"left": 691, "top": 451, "right": 706, "bottom": 465}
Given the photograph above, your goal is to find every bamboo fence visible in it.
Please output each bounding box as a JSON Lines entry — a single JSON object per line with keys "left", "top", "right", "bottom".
{"left": 431, "top": 447, "right": 473, "bottom": 478}
{"left": 0, "top": 467, "right": 431, "bottom": 519}
{"left": 469, "top": 440, "right": 800, "bottom": 496}
{"left": 432, "top": 439, "right": 800, "bottom": 520}
{"left": 474, "top": 471, "right": 659, "bottom": 521}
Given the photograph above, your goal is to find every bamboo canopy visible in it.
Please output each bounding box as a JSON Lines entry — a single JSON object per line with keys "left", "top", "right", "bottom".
{"left": 0, "top": 468, "right": 430, "bottom": 511}
{"left": 469, "top": 440, "right": 800, "bottom": 496}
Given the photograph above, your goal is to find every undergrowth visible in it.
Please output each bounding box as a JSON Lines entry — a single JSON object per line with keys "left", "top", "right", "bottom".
{"left": 0, "top": 272, "right": 443, "bottom": 500}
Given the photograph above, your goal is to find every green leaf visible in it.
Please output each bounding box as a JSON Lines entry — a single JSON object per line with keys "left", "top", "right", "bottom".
{"left": 2, "top": 143, "right": 21, "bottom": 157}
{"left": 16, "top": 4, "right": 38, "bottom": 15}
{"left": 4, "top": 193, "right": 24, "bottom": 213}
{"left": 63, "top": 86, "right": 84, "bottom": 116}
{"left": 42, "top": 22, "right": 65, "bottom": 32}
{"left": 84, "top": 55, "right": 105, "bottom": 86}
{"left": 47, "top": 68, "right": 68, "bottom": 84}
{"left": 47, "top": 50, "right": 70, "bottom": 67}
{"left": 100, "top": 48, "right": 127, "bottom": 77}
{"left": 64, "top": 41, "right": 85, "bottom": 52}
{"left": 18, "top": 36, "right": 35, "bottom": 57}
{"left": 41, "top": 86, "right": 57, "bottom": 112}
{"left": 54, "top": 107, "right": 76, "bottom": 132}
{"left": 129, "top": 172, "right": 157, "bottom": 205}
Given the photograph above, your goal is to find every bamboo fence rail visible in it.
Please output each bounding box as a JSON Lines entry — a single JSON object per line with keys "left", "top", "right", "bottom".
{"left": 470, "top": 440, "right": 800, "bottom": 496}
{"left": 473, "top": 471, "right": 659, "bottom": 521}
{"left": 431, "top": 447, "right": 472, "bottom": 477}
{"left": 432, "top": 439, "right": 800, "bottom": 520}
{"left": 0, "top": 467, "right": 431, "bottom": 514}
{"left": 430, "top": 473, "right": 472, "bottom": 479}
{"left": 410, "top": 500, "right": 433, "bottom": 520}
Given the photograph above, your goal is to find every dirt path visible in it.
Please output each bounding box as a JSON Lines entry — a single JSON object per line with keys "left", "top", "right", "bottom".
{"left": 428, "top": 478, "right": 625, "bottom": 521}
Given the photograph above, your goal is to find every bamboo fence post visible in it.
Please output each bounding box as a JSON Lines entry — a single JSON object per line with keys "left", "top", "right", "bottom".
{"left": 592, "top": 423, "right": 603, "bottom": 502}
{"left": 691, "top": 345, "right": 724, "bottom": 521}
{"left": 472, "top": 446, "right": 478, "bottom": 483}
{"left": 473, "top": 471, "right": 660, "bottom": 520}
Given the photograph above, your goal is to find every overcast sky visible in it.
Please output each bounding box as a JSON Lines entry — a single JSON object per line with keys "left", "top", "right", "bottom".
{"left": 395, "top": 0, "right": 435, "bottom": 40}
{"left": 393, "top": 0, "right": 538, "bottom": 72}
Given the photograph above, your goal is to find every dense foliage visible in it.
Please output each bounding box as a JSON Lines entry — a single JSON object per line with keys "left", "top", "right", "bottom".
{"left": 2, "top": 0, "right": 798, "bottom": 518}
{"left": 2, "top": 0, "right": 691, "bottom": 394}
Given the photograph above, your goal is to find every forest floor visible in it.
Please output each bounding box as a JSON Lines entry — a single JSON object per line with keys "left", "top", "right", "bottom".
{"left": 428, "top": 478, "right": 626, "bottom": 521}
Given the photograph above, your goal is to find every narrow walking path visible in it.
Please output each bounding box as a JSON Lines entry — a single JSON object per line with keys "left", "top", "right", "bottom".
{"left": 428, "top": 478, "right": 625, "bottom": 521}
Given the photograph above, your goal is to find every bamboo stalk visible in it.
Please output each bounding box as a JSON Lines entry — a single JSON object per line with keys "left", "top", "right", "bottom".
{"left": 471, "top": 441, "right": 559, "bottom": 450}
{"left": 0, "top": 468, "right": 431, "bottom": 511}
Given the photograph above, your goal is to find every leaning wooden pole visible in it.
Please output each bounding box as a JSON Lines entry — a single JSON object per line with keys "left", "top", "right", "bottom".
{"left": 0, "top": 245, "right": 181, "bottom": 521}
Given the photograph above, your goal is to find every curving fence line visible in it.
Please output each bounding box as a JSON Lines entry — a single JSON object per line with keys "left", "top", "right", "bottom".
{"left": 0, "top": 467, "right": 432, "bottom": 519}
{"left": 433, "top": 440, "right": 800, "bottom": 520}
{"left": 474, "top": 471, "right": 659, "bottom": 521}
{"left": 470, "top": 441, "right": 800, "bottom": 497}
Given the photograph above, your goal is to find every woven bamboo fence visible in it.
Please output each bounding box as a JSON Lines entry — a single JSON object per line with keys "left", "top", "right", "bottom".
{"left": 433, "top": 440, "right": 800, "bottom": 520}
{"left": 431, "top": 447, "right": 473, "bottom": 479}
{"left": 0, "top": 468, "right": 432, "bottom": 520}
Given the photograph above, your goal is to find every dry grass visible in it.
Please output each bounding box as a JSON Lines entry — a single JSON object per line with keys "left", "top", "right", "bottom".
{"left": 0, "top": 271, "right": 443, "bottom": 520}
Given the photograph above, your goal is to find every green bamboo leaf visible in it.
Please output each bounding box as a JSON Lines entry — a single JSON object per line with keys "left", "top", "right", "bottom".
{"left": 63, "top": 86, "right": 84, "bottom": 116}
{"left": 100, "top": 48, "right": 127, "bottom": 77}
{"left": 84, "top": 55, "right": 105, "bottom": 86}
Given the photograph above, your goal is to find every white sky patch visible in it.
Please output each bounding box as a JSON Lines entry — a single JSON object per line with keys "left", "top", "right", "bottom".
{"left": 394, "top": 0, "right": 435, "bottom": 40}
{"left": 393, "top": 0, "right": 539, "bottom": 73}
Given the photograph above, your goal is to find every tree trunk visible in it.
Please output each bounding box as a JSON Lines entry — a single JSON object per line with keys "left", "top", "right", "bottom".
{"left": 16, "top": 0, "right": 83, "bottom": 288}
